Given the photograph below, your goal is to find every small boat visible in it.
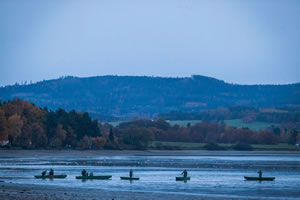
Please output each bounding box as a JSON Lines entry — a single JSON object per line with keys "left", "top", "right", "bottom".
{"left": 176, "top": 177, "right": 191, "bottom": 181}
{"left": 76, "top": 175, "right": 112, "bottom": 180}
{"left": 244, "top": 176, "right": 275, "bottom": 181}
{"left": 34, "top": 175, "right": 67, "bottom": 179}
{"left": 120, "top": 176, "right": 140, "bottom": 180}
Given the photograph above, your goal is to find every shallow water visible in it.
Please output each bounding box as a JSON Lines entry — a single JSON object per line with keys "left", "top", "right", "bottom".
{"left": 0, "top": 152, "right": 300, "bottom": 199}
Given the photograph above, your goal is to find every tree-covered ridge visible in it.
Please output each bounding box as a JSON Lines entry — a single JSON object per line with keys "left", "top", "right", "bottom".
{"left": 0, "top": 75, "right": 299, "bottom": 120}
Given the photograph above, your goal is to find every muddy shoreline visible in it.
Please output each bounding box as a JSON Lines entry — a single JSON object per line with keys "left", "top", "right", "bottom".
{"left": 0, "top": 181, "right": 260, "bottom": 200}
{"left": 1, "top": 149, "right": 300, "bottom": 158}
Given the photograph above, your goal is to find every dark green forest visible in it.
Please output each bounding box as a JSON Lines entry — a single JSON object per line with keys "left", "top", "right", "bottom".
{"left": 0, "top": 75, "right": 299, "bottom": 120}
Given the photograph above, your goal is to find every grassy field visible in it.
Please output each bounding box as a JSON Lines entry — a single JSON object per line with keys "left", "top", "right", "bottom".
{"left": 251, "top": 143, "right": 300, "bottom": 151}
{"left": 108, "top": 121, "right": 128, "bottom": 127}
{"left": 151, "top": 141, "right": 206, "bottom": 149}
{"left": 109, "top": 120, "right": 202, "bottom": 127}
{"left": 151, "top": 141, "right": 300, "bottom": 151}
{"left": 167, "top": 119, "right": 277, "bottom": 130}
{"left": 166, "top": 120, "right": 202, "bottom": 127}
{"left": 224, "top": 119, "right": 277, "bottom": 131}
{"left": 109, "top": 119, "right": 276, "bottom": 130}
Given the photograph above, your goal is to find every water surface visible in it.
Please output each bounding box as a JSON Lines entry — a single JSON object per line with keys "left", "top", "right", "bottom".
{"left": 0, "top": 151, "right": 299, "bottom": 199}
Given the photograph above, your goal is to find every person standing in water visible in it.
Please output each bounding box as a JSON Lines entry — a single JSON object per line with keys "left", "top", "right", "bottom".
{"left": 182, "top": 169, "right": 188, "bottom": 178}
{"left": 258, "top": 170, "right": 262, "bottom": 178}
{"left": 81, "top": 169, "right": 87, "bottom": 176}
{"left": 49, "top": 168, "right": 54, "bottom": 176}
{"left": 129, "top": 169, "right": 133, "bottom": 178}
{"left": 41, "top": 170, "right": 47, "bottom": 177}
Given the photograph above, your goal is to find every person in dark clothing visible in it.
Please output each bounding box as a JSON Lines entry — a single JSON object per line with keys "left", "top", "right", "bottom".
{"left": 49, "top": 168, "right": 54, "bottom": 176}
{"left": 258, "top": 170, "right": 262, "bottom": 178}
{"left": 81, "top": 169, "right": 87, "bottom": 176}
{"left": 129, "top": 169, "right": 133, "bottom": 178}
{"left": 181, "top": 169, "right": 188, "bottom": 178}
{"left": 41, "top": 170, "right": 47, "bottom": 177}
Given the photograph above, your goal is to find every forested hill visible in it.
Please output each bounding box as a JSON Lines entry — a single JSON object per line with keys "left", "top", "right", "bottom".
{"left": 0, "top": 75, "right": 299, "bottom": 120}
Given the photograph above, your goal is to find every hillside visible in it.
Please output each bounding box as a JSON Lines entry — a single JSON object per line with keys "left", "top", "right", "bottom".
{"left": 0, "top": 75, "right": 299, "bottom": 120}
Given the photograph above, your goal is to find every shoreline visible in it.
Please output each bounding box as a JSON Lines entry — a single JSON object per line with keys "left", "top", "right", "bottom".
{"left": 1, "top": 149, "right": 300, "bottom": 158}
{"left": 0, "top": 181, "right": 261, "bottom": 200}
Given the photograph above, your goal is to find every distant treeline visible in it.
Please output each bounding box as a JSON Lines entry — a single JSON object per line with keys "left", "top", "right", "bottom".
{"left": 158, "top": 107, "right": 300, "bottom": 124}
{"left": 0, "top": 99, "right": 153, "bottom": 149}
{"left": 115, "top": 119, "right": 299, "bottom": 146}
{"left": 0, "top": 99, "right": 299, "bottom": 150}
{"left": 0, "top": 99, "right": 100, "bottom": 148}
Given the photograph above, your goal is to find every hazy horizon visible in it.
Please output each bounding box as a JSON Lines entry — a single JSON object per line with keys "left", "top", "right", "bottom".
{"left": 1, "top": 0, "right": 300, "bottom": 86}
{"left": 2, "top": 74, "right": 300, "bottom": 88}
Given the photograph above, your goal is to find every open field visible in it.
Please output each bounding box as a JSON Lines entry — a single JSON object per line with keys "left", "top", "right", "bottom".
{"left": 109, "top": 119, "right": 276, "bottom": 130}
{"left": 166, "top": 120, "right": 202, "bottom": 127}
{"left": 151, "top": 141, "right": 300, "bottom": 151}
{"left": 108, "top": 120, "right": 203, "bottom": 127}
{"left": 224, "top": 119, "right": 277, "bottom": 130}
{"left": 166, "top": 119, "right": 277, "bottom": 130}
{"left": 108, "top": 121, "right": 128, "bottom": 127}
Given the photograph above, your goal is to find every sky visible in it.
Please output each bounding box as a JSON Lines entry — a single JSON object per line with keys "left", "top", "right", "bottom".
{"left": 0, "top": 0, "right": 300, "bottom": 86}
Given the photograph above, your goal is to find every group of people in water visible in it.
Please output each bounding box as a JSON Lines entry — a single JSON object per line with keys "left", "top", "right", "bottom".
{"left": 41, "top": 168, "right": 263, "bottom": 179}
{"left": 41, "top": 168, "right": 54, "bottom": 177}
{"left": 42, "top": 168, "right": 187, "bottom": 178}
{"left": 80, "top": 169, "right": 134, "bottom": 177}
{"left": 81, "top": 169, "right": 94, "bottom": 177}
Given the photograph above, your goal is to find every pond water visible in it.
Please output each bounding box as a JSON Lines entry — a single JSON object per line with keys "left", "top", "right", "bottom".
{"left": 0, "top": 152, "right": 300, "bottom": 199}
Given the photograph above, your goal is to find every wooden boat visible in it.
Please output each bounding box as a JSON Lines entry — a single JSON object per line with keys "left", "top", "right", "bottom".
{"left": 76, "top": 175, "right": 112, "bottom": 180}
{"left": 34, "top": 175, "right": 67, "bottom": 179}
{"left": 244, "top": 176, "right": 275, "bottom": 181}
{"left": 120, "top": 176, "right": 140, "bottom": 180}
{"left": 176, "top": 177, "right": 191, "bottom": 181}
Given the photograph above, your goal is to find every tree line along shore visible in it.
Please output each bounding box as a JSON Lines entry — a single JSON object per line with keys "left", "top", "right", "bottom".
{"left": 0, "top": 98, "right": 299, "bottom": 150}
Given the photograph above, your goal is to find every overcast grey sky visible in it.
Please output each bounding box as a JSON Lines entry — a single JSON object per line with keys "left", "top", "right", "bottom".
{"left": 0, "top": 0, "right": 299, "bottom": 86}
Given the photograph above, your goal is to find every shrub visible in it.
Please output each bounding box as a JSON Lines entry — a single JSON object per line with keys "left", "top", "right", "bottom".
{"left": 204, "top": 143, "right": 226, "bottom": 150}
{"left": 90, "top": 137, "right": 106, "bottom": 149}
{"left": 232, "top": 143, "right": 253, "bottom": 151}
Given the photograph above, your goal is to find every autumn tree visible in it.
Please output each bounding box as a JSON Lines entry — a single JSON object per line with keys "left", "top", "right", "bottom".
{"left": 109, "top": 128, "right": 115, "bottom": 142}
{"left": 122, "top": 125, "right": 153, "bottom": 149}
{"left": 90, "top": 137, "right": 106, "bottom": 149}
{"left": 296, "top": 132, "right": 300, "bottom": 144}
{"left": 256, "top": 130, "right": 280, "bottom": 145}
{"left": 80, "top": 135, "right": 92, "bottom": 149}
{"left": 288, "top": 130, "right": 298, "bottom": 145}
{"left": 7, "top": 114, "right": 23, "bottom": 145}
{"left": 65, "top": 127, "right": 77, "bottom": 147}
{"left": 19, "top": 120, "right": 33, "bottom": 148}
{"left": 49, "top": 124, "right": 67, "bottom": 148}
{"left": 0, "top": 109, "right": 8, "bottom": 141}
{"left": 31, "top": 123, "right": 48, "bottom": 148}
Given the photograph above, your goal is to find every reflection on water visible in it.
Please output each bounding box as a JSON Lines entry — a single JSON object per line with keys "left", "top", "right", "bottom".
{"left": 0, "top": 153, "right": 300, "bottom": 199}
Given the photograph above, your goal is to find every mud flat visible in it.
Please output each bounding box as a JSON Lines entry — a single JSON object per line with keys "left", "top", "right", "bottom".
{"left": 1, "top": 149, "right": 300, "bottom": 158}
{"left": 0, "top": 182, "right": 245, "bottom": 200}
